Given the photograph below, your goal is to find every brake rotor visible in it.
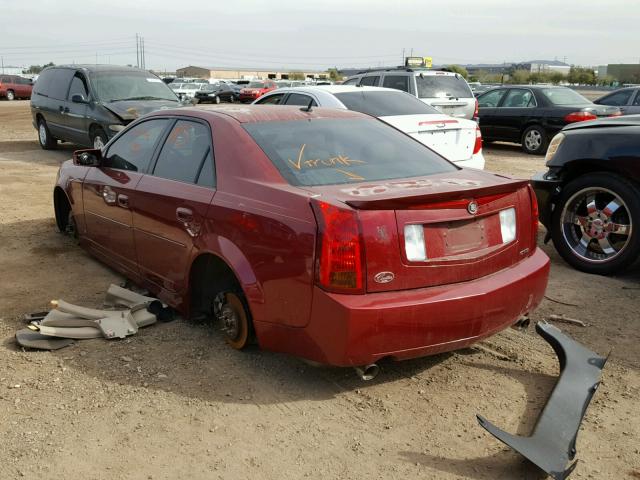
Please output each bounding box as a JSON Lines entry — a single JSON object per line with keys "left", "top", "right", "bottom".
{"left": 219, "top": 293, "right": 249, "bottom": 350}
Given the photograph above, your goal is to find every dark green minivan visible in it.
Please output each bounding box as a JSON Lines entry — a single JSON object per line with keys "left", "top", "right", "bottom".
{"left": 31, "top": 65, "right": 181, "bottom": 150}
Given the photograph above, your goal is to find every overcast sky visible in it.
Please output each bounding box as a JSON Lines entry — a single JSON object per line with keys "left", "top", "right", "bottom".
{"left": 2, "top": 0, "right": 639, "bottom": 72}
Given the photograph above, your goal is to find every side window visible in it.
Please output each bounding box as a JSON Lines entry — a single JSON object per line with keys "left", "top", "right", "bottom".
{"left": 284, "top": 93, "right": 317, "bottom": 106}
{"left": 382, "top": 75, "right": 409, "bottom": 92}
{"left": 342, "top": 77, "right": 359, "bottom": 86}
{"left": 633, "top": 91, "right": 640, "bottom": 106}
{"left": 33, "top": 69, "right": 55, "bottom": 96}
{"left": 600, "top": 90, "right": 633, "bottom": 106}
{"left": 196, "top": 149, "right": 216, "bottom": 187}
{"left": 103, "top": 119, "right": 169, "bottom": 172}
{"left": 67, "top": 74, "right": 88, "bottom": 100}
{"left": 359, "top": 76, "right": 380, "bottom": 87}
{"left": 257, "top": 93, "right": 285, "bottom": 105}
{"left": 478, "top": 89, "right": 507, "bottom": 108}
{"left": 153, "top": 120, "right": 212, "bottom": 184}
{"left": 47, "top": 69, "right": 76, "bottom": 100}
{"left": 502, "top": 89, "right": 536, "bottom": 108}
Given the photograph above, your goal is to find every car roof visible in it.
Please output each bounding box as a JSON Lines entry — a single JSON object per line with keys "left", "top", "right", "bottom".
{"left": 287, "top": 85, "right": 400, "bottom": 94}
{"left": 153, "top": 104, "right": 366, "bottom": 124}
{"left": 45, "top": 64, "right": 153, "bottom": 74}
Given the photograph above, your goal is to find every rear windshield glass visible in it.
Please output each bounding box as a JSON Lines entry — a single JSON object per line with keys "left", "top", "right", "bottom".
{"left": 243, "top": 118, "right": 456, "bottom": 186}
{"left": 416, "top": 75, "right": 473, "bottom": 99}
{"left": 248, "top": 82, "right": 266, "bottom": 88}
{"left": 334, "top": 91, "right": 440, "bottom": 117}
{"left": 541, "top": 88, "right": 590, "bottom": 105}
{"left": 90, "top": 71, "right": 179, "bottom": 103}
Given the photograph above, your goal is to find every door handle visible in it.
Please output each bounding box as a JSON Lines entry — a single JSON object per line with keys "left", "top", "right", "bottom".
{"left": 59, "top": 106, "right": 69, "bottom": 113}
{"left": 176, "top": 207, "right": 194, "bottom": 222}
{"left": 117, "top": 194, "right": 129, "bottom": 208}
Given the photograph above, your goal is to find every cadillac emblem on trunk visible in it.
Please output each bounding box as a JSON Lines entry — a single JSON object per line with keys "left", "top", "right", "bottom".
{"left": 374, "top": 271, "right": 395, "bottom": 284}
{"left": 467, "top": 201, "right": 478, "bottom": 215}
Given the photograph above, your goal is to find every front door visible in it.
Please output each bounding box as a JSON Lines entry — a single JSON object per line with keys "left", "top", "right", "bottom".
{"left": 82, "top": 118, "right": 170, "bottom": 278}
{"left": 491, "top": 88, "right": 537, "bottom": 141}
{"left": 132, "top": 119, "right": 216, "bottom": 295}
{"left": 477, "top": 88, "right": 507, "bottom": 140}
{"left": 63, "top": 73, "right": 90, "bottom": 146}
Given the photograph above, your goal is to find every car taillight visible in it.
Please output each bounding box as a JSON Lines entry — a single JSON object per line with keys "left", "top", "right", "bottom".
{"left": 527, "top": 184, "right": 539, "bottom": 250}
{"left": 473, "top": 126, "right": 483, "bottom": 155}
{"left": 473, "top": 98, "right": 479, "bottom": 118}
{"left": 311, "top": 200, "right": 364, "bottom": 294}
{"left": 564, "top": 111, "right": 597, "bottom": 123}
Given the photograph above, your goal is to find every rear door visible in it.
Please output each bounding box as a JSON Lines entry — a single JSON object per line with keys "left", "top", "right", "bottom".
{"left": 628, "top": 89, "right": 640, "bottom": 115}
{"left": 82, "top": 118, "right": 170, "bottom": 277}
{"left": 359, "top": 75, "right": 380, "bottom": 87}
{"left": 132, "top": 119, "right": 216, "bottom": 293}
{"left": 381, "top": 75, "right": 411, "bottom": 93}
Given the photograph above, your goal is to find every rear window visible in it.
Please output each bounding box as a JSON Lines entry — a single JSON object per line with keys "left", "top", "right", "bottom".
{"left": 541, "top": 88, "right": 590, "bottom": 105}
{"left": 334, "top": 91, "right": 440, "bottom": 117}
{"left": 416, "top": 74, "right": 473, "bottom": 99}
{"left": 243, "top": 118, "right": 456, "bottom": 186}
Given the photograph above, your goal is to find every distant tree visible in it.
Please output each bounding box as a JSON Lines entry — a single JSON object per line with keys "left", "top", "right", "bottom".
{"left": 567, "top": 67, "right": 596, "bottom": 85}
{"left": 508, "top": 69, "right": 530, "bottom": 84}
{"left": 529, "top": 72, "right": 551, "bottom": 84}
{"left": 478, "top": 72, "right": 503, "bottom": 84}
{"left": 549, "top": 72, "right": 565, "bottom": 85}
{"left": 22, "top": 62, "right": 54, "bottom": 74}
{"left": 288, "top": 72, "right": 305, "bottom": 81}
{"left": 597, "top": 75, "right": 615, "bottom": 86}
{"left": 447, "top": 64, "right": 469, "bottom": 79}
{"left": 327, "top": 68, "right": 343, "bottom": 81}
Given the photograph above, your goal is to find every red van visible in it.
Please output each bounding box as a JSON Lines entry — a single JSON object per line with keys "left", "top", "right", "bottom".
{"left": 0, "top": 75, "right": 33, "bottom": 100}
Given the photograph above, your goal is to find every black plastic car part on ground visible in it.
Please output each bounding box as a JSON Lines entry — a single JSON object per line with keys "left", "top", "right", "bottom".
{"left": 476, "top": 86, "right": 620, "bottom": 155}
{"left": 30, "top": 65, "right": 180, "bottom": 150}
{"left": 531, "top": 115, "right": 640, "bottom": 274}
{"left": 477, "top": 322, "right": 608, "bottom": 480}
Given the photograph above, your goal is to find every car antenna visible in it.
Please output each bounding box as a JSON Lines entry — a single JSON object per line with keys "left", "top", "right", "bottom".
{"left": 300, "top": 98, "right": 314, "bottom": 113}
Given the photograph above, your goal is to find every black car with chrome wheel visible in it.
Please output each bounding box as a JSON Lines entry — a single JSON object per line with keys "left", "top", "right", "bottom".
{"left": 532, "top": 115, "right": 640, "bottom": 274}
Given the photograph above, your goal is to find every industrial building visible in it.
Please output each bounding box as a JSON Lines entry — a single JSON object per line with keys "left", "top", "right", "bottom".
{"left": 175, "top": 65, "right": 328, "bottom": 81}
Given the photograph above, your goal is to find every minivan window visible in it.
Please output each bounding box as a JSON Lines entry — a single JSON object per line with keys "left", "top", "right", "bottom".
{"left": 416, "top": 75, "right": 473, "bottom": 99}
{"left": 36, "top": 68, "right": 75, "bottom": 100}
{"left": 103, "top": 119, "right": 169, "bottom": 172}
{"left": 334, "top": 91, "right": 440, "bottom": 117}
{"left": 67, "top": 75, "right": 88, "bottom": 100}
{"left": 243, "top": 118, "right": 456, "bottom": 186}
{"left": 153, "top": 121, "right": 212, "bottom": 184}
{"left": 89, "top": 71, "right": 178, "bottom": 103}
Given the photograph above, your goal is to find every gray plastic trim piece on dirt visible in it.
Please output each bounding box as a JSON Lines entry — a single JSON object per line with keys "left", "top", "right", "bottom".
{"left": 15, "top": 329, "right": 75, "bottom": 350}
{"left": 476, "top": 321, "right": 608, "bottom": 480}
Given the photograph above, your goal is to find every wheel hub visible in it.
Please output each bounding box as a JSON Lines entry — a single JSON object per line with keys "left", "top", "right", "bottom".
{"left": 220, "top": 304, "right": 240, "bottom": 339}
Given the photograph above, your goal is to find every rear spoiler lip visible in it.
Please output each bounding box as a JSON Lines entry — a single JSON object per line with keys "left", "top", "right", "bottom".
{"left": 345, "top": 179, "right": 529, "bottom": 210}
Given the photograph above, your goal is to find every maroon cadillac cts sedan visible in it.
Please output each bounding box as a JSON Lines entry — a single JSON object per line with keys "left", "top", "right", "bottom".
{"left": 54, "top": 105, "right": 549, "bottom": 370}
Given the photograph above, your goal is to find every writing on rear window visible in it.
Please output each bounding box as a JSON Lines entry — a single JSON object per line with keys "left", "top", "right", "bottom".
{"left": 243, "top": 118, "right": 456, "bottom": 186}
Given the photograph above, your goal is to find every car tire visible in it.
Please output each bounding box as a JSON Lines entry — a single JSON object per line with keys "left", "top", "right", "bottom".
{"left": 214, "top": 95, "right": 221, "bottom": 104}
{"left": 521, "top": 125, "right": 548, "bottom": 155}
{"left": 6, "top": 90, "right": 15, "bottom": 101}
{"left": 91, "top": 128, "right": 108, "bottom": 150}
{"left": 551, "top": 172, "right": 640, "bottom": 275}
{"left": 37, "top": 119, "right": 57, "bottom": 150}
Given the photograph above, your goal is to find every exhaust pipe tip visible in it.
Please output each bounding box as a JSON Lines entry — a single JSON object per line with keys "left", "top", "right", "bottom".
{"left": 354, "top": 363, "right": 380, "bottom": 381}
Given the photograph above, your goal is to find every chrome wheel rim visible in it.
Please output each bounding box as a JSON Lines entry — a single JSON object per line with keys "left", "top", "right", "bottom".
{"left": 524, "top": 129, "right": 542, "bottom": 150}
{"left": 39, "top": 123, "right": 47, "bottom": 145}
{"left": 215, "top": 95, "right": 220, "bottom": 104}
{"left": 7, "top": 91, "right": 15, "bottom": 100}
{"left": 93, "top": 136, "right": 105, "bottom": 149}
{"left": 561, "top": 187, "right": 632, "bottom": 263}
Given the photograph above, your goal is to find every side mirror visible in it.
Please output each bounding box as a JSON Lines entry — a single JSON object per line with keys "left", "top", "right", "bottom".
{"left": 71, "top": 94, "right": 89, "bottom": 104}
{"left": 73, "top": 149, "right": 102, "bottom": 167}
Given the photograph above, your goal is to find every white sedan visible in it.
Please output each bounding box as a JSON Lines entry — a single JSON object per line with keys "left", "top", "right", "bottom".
{"left": 253, "top": 85, "right": 484, "bottom": 169}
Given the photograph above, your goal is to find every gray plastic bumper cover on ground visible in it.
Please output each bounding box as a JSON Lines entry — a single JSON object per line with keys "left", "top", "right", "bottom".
{"left": 476, "top": 321, "right": 608, "bottom": 480}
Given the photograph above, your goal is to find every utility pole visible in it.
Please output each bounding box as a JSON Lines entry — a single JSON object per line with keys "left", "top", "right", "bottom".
{"left": 141, "top": 38, "right": 145, "bottom": 69}
{"left": 402, "top": 48, "right": 405, "bottom": 65}
{"left": 1, "top": 56, "right": 4, "bottom": 74}
{"left": 136, "top": 33, "right": 139, "bottom": 68}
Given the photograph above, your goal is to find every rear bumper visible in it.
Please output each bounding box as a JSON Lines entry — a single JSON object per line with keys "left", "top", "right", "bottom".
{"left": 455, "top": 152, "right": 485, "bottom": 170}
{"left": 256, "top": 248, "right": 550, "bottom": 366}
{"left": 531, "top": 171, "right": 562, "bottom": 229}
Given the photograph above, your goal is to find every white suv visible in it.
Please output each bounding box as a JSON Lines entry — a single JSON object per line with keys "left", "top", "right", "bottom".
{"left": 343, "top": 68, "right": 477, "bottom": 120}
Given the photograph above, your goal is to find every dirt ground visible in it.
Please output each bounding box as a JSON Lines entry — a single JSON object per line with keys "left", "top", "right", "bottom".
{"left": 0, "top": 100, "right": 638, "bottom": 480}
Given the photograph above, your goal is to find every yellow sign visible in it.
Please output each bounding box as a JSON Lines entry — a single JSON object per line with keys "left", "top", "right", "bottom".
{"left": 423, "top": 57, "right": 433, "bottom": 68}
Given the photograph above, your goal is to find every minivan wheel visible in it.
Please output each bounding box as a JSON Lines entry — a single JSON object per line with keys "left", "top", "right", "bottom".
{"left": 551, "top": 173, "right": 640, "bottom": 275}
{"left": 91, "top": 128, "right": 108, "bottom": 150}
{"left": 6, "top": 90, "right": 15, "bottom": 101}
{"left": 521, "top": 125, "right": 547, "bottom": 155}
{"left": 38, "top": 119, "right": 57, "bottom": 150}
